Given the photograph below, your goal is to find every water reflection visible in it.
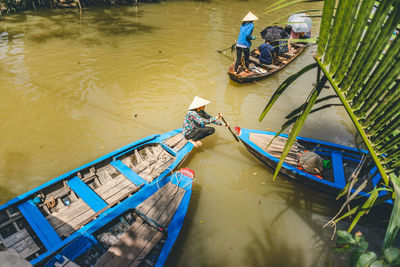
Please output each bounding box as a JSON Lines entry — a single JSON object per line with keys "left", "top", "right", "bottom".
{"left": 244, "top": 223, "right": 307, "bottom": 266}
{"left": 1, "top": 8, "right": 156, "bottom": 46}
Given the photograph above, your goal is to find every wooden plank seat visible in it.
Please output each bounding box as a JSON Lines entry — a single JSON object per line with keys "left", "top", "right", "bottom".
{"left": 164, "top": 133, "right": 184, "bottom": 148}
{"left": 331, "top": 152, "right": 346, "bottom": 188}
{"left": 163, "top": 133, "right": 189, "bottom": 152}
{"left": 173, "top": 138, "right": 189, "bottom": 152}
{"left": 119, "top": 146, "right": 176, "bottom": 184}
{"left": 18, "top": 200, "right": 62, "bottom": 250}
{"left": 111, "top": 160, "right": 147, "bottom": 186}
{"left": 94, "top": 182, "right": 186, "bottom": 267}
{"left": 67, "top": 177, "right": 107, "bottom": 213}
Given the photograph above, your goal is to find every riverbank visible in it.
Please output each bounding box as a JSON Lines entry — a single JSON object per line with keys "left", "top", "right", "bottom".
{"left": 0, "top": 0, "right": 161, "bottom": 16}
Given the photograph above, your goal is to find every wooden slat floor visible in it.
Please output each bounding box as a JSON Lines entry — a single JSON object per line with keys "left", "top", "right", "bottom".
{"left": 2, "top": 229, "right": 40, "bottom": 259}
{"left": 164, "top": 133, "right": 188, "bottom": 152}
{"left": 47, "top": 167, "right": 138, "bottom": 238}
{"left": 249, "top": 133, "right": 301, "bottom": 165}
{"left": 93, "top": 173, "right": 137, "bottom": 205}
{"left": 94, "top": 182, "right": 186, "bottom": 267}
{"left": 46, "top": 198, "right": 95, "bottom": 238}
{"left": 119, "top": 145, "right": 176, "bottom": 184}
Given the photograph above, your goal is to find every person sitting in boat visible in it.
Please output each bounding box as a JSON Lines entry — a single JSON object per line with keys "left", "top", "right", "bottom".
{"left": 183, "top": 96, "right": 225, "bottom": 147}
{"left": 258, "top": 41, "right": 276, "bottom": 65}
{"left": 283, "top": 25, "right": 292, "bottom": 51}
{"left": 277, "top": 28, "right": 290, "bottom": 54}
{"left": 234, "top": 11, "right": 259, "bottom": 73}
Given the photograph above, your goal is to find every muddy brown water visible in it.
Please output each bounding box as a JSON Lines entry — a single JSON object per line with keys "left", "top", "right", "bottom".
{"left": 0, "top": 1, "right": 390, "bottom": 266}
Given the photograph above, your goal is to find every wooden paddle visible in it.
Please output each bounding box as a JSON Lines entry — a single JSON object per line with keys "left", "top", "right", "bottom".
{"left": 219, "top": 113, "right": 239, "bottom": 142}
{"left": 217, "top": 43, "right": 236, "bottom": 53}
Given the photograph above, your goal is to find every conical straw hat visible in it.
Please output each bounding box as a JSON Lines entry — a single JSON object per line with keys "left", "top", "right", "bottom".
{"left": 188, "top": 96, "right": 210, "bottom": 110}
{"left": 242, "top": 11, "right": 259, "bottom": 22}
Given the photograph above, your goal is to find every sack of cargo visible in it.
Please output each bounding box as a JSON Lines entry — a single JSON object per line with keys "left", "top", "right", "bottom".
{"left": 299, "top": 151, "right": 323, "bottom": 174}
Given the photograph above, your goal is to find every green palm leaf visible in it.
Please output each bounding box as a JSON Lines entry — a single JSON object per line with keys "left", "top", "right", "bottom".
{"left": 285, "top": 95, "right": 338, "bottom": 119}
{"left": 259, "top": 63, "right": 318, "bottom": 122}
{"left": 272, "top": 76, "right": 328, "bottom": 180}
{"left": 383, "top": 174, "right": 400, "bottom": 249}
{"left": 259, "top": 0, "right": 400, "bottom": 248}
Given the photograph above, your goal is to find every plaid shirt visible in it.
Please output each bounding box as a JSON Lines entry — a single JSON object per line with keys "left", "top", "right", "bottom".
{"left": 183, "top": 110, "right": 222, "bottom": 136}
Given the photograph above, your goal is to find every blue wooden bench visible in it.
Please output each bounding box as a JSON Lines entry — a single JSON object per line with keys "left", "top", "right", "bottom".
{"left": 331, "top": 151, "right": 346, "bottom": 188}
{"left": 18, "top": 200, "right": 62, "bottom": 250}
{"left": 111, "top": 160, "right": 147, "bottom": 186}
{"left": 67, "top": 177, "right": 108, "bottom": 212}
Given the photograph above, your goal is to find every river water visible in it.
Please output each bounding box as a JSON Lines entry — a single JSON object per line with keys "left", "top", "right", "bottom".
{"left": 0, "top": 1, "right": 389, "bottom": 266}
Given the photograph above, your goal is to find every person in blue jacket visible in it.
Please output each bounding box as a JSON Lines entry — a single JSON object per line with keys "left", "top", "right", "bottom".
{"left": 234, "top": 11, "right": 259, "bottom": 73}
{"left": 258, "top": 41, "right": 276, "bottom": 65}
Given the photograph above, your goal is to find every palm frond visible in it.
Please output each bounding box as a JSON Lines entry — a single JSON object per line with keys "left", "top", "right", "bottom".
{"left": 264, "top": 0, "right": 308, "bottom": 15}
{"left": 285, "top": 95, "right": 338, "bottom": 119}
{"left": 259, "top": 63, "right": 318, "bottom": 121}
{"left": 259, "top": 0, "right": 400, "bottom": 245}
{"left": 272, "top": 76, "right": 328, "bottom": 180}
{"left": 383, "top": 174, "right": 400, "bottom": 249}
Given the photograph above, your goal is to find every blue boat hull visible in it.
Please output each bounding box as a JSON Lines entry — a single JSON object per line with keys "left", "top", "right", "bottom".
{"left": 0, "top": 129, "right": 194, "bottom": 265}
{"left": 237, "top": 128, "right": 391, "bottom": 204}
{"left": 41, "top": 169, "right": 194, "bottom": 267}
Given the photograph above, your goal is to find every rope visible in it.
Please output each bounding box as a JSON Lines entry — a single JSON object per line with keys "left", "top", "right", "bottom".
{"left": 45, "top": 197, "right": 56, "bottom": 209}
{"left": 148, "top": 147, "right": 167, "bottom": 175}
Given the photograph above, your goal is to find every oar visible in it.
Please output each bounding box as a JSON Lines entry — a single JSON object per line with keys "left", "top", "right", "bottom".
{"left": 217, "top": 43, "right": 236, "bottom": 53}
{"left": 219, "top": 113, "right": 239, "bottom": 142}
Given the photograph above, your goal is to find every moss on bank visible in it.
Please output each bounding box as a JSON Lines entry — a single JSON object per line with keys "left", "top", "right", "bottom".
{"left": 0, "top": 0, "right": 162, "bottom": 16}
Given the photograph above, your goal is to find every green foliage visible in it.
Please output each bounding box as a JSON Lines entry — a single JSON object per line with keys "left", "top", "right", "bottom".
{"left": 271, "top": 76, "right": 328, "bottom": 180}
{"left": 336, "top": 231, "right": 400, "bottom": 267}
{"left": 259, "top": 63, "right": 318, "bottom": 122}
{"left": 261, "top": 0, "right": 400, "bottom": 252}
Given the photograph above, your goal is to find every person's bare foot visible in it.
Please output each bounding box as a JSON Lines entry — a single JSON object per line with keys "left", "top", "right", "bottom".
{"left": 196, "top": 140, "right": 203, "bottom": 146}
{"left": 189, "top": 140, "right": 198, "bottom": 148}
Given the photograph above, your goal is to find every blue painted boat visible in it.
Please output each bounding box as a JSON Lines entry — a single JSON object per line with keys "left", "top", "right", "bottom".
{"left": 235, "top": 127, "right": 391, "bottom": 203}
{"left": 0, "top": 129, "right": 194, "bottom": 265}
{"left": 41, "top": 168, "right": 195, "bottom": 267}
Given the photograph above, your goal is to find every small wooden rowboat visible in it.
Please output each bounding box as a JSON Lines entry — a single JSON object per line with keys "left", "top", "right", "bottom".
{"left": 41, "top": 168, "right": 195, "bottom": 267}
{"left": 235, "top": 127, "right": 391, "bottom": 203}
{"left": 0, "top": 129, "right": 193, "bottom": 265}
{"left": 228, "top": 43, "right": 307, "bottom": 83}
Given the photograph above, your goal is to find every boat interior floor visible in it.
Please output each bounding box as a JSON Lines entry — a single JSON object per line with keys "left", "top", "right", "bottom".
{"left": 248, "top": 133, "right": 373, "bottom": 188}
{"left": 0, "top": 132, "right": 189, "bottom": 261}
{"left": 93, "top": 182, "right": 186, "bottom": 267}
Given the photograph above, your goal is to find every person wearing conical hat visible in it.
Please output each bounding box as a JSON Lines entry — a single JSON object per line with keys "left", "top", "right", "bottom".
{"left": 234, "top": 11, "right": 259, "bottom": 74}
{"left": 183, "top": 96, "right": 226, "bottom": 147}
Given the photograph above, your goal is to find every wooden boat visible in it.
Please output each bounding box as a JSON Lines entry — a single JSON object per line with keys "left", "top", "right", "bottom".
{"left": 0, "top": 129, "right": 193, "bottom": 265}
{"left": 227, "top": 42, "right": 307, "bottom": 83}
{"left": 40, "top": 168, "right": 195, "bottom": 267}
{"left": 235, "top": 127, "right": 392, "bottom": 203}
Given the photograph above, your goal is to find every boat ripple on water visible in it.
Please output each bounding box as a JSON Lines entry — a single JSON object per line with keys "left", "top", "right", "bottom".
{"left": 0, "top": 129, "right": 193, "bottom": 265}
